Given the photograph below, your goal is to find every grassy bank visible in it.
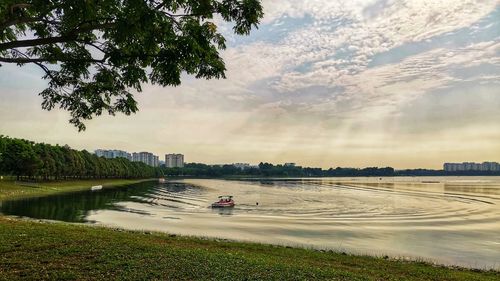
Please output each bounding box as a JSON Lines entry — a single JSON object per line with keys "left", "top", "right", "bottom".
{"left": 0, "top": 178, "right": 153, "bottom": 201}
{"left": 0, "top": 218, "right": 497, "bottom": 280}
{"left": 0, "top": 179, "right": 498, "bottom": 280}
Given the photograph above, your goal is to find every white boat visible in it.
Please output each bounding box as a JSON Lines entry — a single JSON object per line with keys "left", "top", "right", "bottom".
{"left": 91, "top": 185, "right": 103, "bottom": 191}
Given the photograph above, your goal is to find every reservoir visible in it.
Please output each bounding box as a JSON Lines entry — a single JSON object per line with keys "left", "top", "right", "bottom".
{"left": 1, "top": 177, "right": 499, "bottom": 269}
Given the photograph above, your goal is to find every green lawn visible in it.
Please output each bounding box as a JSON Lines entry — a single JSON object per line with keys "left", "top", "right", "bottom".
{"left": 0, "top": 217, "right": 497, "bottom": 281}
{"left": 0, "top": 178, "right": 153, "bottom": 201}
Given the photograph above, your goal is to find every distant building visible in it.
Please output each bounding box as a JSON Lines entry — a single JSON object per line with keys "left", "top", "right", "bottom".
{"left": 94, "top": 149, "right": 160, "bottom": 167}
{"left": 483, "top": 162, "right": 500, "bottom": 172}
{"left": 443, "top": 163, "right": 457, "bottom": 171}
{"left": 443, "top": 161, "right": 499, "bottom": 172}
{"left": 284, "top": 163, "right": 296, "bottom": 167}
{"left": 95, "top": 149, "right": 131, "bottom": 161}
{"left": 233, "top": 163, "right": 250, "bottom": 170}
{"left": 94, "top": 149, "right": 108, "bottom": 158}
{"left": 132, "top": 152, "right": 159, "bottom": 167}
{"left": 165, "top": 154, "right": 184, "bottom": 168}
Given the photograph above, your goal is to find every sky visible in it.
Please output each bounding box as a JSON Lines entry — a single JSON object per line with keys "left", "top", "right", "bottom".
{"left": 1, "top": 0, "right": 499, "bottom": 169}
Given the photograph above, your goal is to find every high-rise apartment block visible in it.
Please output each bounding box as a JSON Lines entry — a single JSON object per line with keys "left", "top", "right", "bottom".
{"left": 132, "top": 152, "right": 159, "bottom": 167}
{"left": 444, "top": 162, "right": 500, "bottom": 172}
{"left": 165, "top": 154, "right": 184, "bottom": 168}
{"left": 95, "top": 149, "right": 159, "bottom": 167}
{"left": 95, "top": 149, "right": 132, "bottom": 161}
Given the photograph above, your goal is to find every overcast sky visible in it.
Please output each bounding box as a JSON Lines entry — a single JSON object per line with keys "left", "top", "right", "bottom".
{"left": 1, "top": 0, "right": 499, "bottom": 169}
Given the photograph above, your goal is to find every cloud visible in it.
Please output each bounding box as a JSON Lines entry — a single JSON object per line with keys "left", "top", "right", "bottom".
{"left": 214, "top": 1, "right": 499, "bottom": 117}
{"left": 1, "top": 0, "right": 499, "bottom": 168}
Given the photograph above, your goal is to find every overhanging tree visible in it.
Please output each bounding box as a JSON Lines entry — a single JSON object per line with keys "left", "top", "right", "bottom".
{"left": 0, "top": 0, "right": 263, "bottom": 130}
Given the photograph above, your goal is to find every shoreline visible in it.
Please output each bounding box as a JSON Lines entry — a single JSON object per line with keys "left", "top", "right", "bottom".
{"left": 163, "top": 175, "right": 500, "bottom": 179}
{"left": 6, "top": 214, "right": 498, "bottom": 271}
{"left": 0, "top": 216, "right": 498, "bottom": 280}
{"left": 0, "top": 178, "right": 155, "bottom": 201}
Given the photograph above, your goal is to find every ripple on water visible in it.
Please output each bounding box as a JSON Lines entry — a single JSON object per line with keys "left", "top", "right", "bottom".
{"left": 2, "top": 177, "right": 499, "bottom": 269}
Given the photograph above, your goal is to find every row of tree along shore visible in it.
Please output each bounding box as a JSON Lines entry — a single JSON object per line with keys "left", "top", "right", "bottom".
{"left": 163, "top": 164, "right": 500, "bottom": 177}
{"left": 0, "top": 136, "right": 159, "bottom": 180}
{"left": 164, "top": 163, "right": 396, "bottom": 177}
{"left": 1, "top": 135, "right": 499, "bottom": 181}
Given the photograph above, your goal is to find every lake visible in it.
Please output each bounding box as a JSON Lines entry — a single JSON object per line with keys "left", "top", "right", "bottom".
{"left": 1, "top": 177, "right": 499, "bottom": 269}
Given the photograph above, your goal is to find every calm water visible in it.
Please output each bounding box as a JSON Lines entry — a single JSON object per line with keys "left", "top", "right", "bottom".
{"left": 1, "top": 177, "right": 500, "bottom": 269}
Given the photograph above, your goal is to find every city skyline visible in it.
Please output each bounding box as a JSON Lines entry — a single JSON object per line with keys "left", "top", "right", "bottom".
{"left": 444, "top": 161, "right": 500, "bottom": 172}
{"left": 1, "top": 1, "right": 499, "bottom": 169}
{"left": 93, "top": 147, "right": 500, "bottom": 170}
{"left": 95, "top": 148, "right": 161, "bottom": 167}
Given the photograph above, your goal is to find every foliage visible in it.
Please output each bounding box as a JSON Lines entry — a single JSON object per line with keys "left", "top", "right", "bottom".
{"left": 0, "top": 0, "right": 263, "bottom": 130}
{"left": 162, "top": 162, "right": 396, "bottom": 177}
{"left": 0, "top": 135, "right": 158, "bottom": 180}
{"left": 163, "top": 163, "right": 500, "bottom": 178}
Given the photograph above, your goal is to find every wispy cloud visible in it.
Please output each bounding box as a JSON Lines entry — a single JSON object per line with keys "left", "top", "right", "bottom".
{"left": 1, "top": 0, "right": 499, "bottom": 168}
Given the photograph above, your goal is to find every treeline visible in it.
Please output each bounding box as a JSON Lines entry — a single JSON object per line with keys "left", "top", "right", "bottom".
{"left": 0, "top": 136, "right": 158, "bottom": 180}
{"left": 395, "top": 169, "right": 500, "bottom": 176}
{"left": 3, "top": 135, "right": 497, "bottom": 181}
{"left": 162, "top": 163, "right": 395, "bottom": 177}
{"left": 162, "top": 163, "right": 500, "bottom": 178}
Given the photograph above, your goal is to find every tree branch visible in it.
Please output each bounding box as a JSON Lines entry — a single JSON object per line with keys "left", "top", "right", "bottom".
{"left": 0, "top": 35, "right": 76, "bottom": 50}
{"left": 6, "top": 49, "right": 57, "bottom": 82}
{"left": 0, "top": 22, "right": 115, "bottom": 50}
{"left": 81, "top": 41, "right": 106, "bottom": 54}
{"left": 33, "top": 60, "right": 56, "bottom": 81}
{"left": 0, "top": 56, "right": 48, "bottom": 63}
{"left": 9, "top": 4, "right": 32, "bottom": 14}
{"left": 0, "top": 56, "right": 105, "bottom": 64}
{"left": 0, "top": 17, "right": 40, "bottom": 31}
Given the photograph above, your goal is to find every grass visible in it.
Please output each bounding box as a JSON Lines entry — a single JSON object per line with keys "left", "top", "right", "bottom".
{"left": 0, "top": 217, "right": 498, "bottom": 281}
{"left": 0, "top": 178, "right": 153, "bottom": 201}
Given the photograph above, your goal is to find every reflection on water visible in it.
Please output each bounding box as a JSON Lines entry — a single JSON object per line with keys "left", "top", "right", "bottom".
{"left": 1, "top": 177, "right": 500, "bottom": 269}
{"left": 211, "top": 207, "right": 234, "bottom": 216}
{"left": 0, "top": 181, "right": 154, "bottom": 222}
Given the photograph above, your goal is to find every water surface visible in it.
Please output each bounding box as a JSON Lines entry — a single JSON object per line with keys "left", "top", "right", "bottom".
{"left": 1, "top": 177, "right": 499, "bottom": 269}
